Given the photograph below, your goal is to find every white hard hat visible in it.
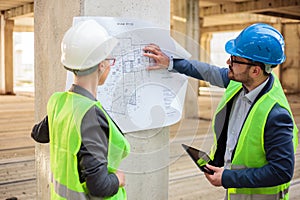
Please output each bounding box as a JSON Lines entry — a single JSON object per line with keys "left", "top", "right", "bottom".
{"left": 61, "top": 19, "right": 118, "bottom": 70}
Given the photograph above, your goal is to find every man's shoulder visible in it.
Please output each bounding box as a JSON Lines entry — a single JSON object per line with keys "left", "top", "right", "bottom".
{"left": 267, "top": 103, "right": 292, "bottom": 124}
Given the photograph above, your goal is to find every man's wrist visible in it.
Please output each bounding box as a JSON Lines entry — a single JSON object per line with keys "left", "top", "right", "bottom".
{"left": 167, "top": 56, "right": 173, "bottom": 71}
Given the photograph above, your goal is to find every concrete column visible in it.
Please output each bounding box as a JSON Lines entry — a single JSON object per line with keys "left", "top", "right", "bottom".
{"left": 4, "top": 19, "right": 14, "bottom": 94}
{"left": 272, "top": 23, "right": 282, "bottom": 79}
{"left": 120, "top": 128, "right": 169, "bottom": 200}
{"left": 281, "top": 23, "right": 300, "bottom": 93}
{"left": 84, "top": 2, "right": 171, "bottom": 199}
{"left": 0, "top": 14, "right": 5, "bottom": 94}
{"left": 200, "top": 18, "right": 212, "bottom": 88}
{"left": 34, "top": 0, "right": 170, "bottom": 199}
{"left": 184, "top": 0, "right": 199, "bottom": 118}
{"left": 34, "top": 1, "right": 81, "bottom": 199}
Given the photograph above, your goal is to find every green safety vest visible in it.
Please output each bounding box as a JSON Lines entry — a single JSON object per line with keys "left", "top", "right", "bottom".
{"left": 211, "top": 75, "right": 298, "bottom": 200}
{"left": 47, "top": 92, "right": 130, "bottom": 200}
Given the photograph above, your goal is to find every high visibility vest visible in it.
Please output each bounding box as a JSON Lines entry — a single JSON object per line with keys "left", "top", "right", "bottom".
{"left": 47, "top": 92, "right": 130, "bottom": 200}
{"left": 211, "top": 75, "right": 298, "bottom": 200}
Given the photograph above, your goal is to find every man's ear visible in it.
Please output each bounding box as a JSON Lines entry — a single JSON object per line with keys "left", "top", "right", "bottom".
{"left": 252, "top": 66, "right": 261, "bottom": 76}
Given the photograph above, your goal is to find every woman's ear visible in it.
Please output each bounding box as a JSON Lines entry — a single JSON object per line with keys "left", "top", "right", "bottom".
{"left": 98, "top": 62, "right": 105, "bottom": 72}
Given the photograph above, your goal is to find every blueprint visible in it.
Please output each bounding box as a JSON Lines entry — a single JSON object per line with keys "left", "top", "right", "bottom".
{"left": 66, "top": 17, "right": 190, "bottom": 133}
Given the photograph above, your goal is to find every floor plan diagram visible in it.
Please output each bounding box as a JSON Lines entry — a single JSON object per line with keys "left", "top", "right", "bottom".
{"left": 69, "top": 17, "right": 189, "bottom": 132}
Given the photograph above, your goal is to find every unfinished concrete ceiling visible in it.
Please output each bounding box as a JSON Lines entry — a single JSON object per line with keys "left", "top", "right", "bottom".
{"left": 1, "top": 0, "right": 300, "bottom": 30}
{"left": 0, "top": 0, "right": 32, "bottom": 10}
{"left": 0, "top": 0, "right": 33, "bottom": 30}
{"left": 201, "top": 0, "right": 300, "bottom": 19}
{"left": 0, "top": 0, "right": 33, "bottom": 18}
{"left": 200, "top": 0, "right": 300, "bottom": 28}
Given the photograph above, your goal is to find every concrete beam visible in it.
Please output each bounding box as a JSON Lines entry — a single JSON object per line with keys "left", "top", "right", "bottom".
{"left": 200, "top": 0, "right": 300, "bottom": 18}
{"left": 4, "top": 3, "right": 34, "bottom": 19}
{"left": 201, "top": 22, "right": 275, "bottom": 33}
{"left": 14, "top": 25, "right": 33, "bottom": 32}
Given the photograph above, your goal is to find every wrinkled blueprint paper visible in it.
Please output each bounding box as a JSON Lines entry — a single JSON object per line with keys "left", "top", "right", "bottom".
{"left": 66, "top": 16, "right": 191, "bottom": 133}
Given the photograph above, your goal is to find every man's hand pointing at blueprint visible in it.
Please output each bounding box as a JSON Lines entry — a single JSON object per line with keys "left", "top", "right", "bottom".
{"left": 143, "top": 43, "right": 170, "bottom": 70}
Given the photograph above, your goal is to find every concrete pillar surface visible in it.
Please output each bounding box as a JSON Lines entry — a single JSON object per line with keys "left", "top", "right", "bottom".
{"left": 281, "top": 23, "right": 300, "bottom": 93}
{"left": 184, "top": 0, "right": 199, "bottom": 119}
{"left": 4, "top": 19, "right": 14, "bottom": 94}
{"left": 0, "top": 15, "right": 5, "bottom": 94}
{"left": 35, "top": 0, "right": 170, "bottom": 199}
{"left": 34, "top": 1, "right": 81, "bottom": 199}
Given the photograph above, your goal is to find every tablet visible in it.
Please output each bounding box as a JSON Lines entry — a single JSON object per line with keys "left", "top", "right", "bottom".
{"left": 182, "top": 144, "right": 214, "bottom": 175}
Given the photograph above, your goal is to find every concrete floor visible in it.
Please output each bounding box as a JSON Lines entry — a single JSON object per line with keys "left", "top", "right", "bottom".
{"left": 0, "top": 92, "right": 299, "bottom": 200}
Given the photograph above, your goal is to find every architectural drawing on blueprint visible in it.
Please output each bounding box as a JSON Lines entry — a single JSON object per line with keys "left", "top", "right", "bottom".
{"left": 67, "top": 17, "right": 190, "bottom": 133}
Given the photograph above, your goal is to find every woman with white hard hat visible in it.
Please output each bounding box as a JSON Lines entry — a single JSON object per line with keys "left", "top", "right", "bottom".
{"left": 31, "top": 20, "right": 130, "bottom": 200}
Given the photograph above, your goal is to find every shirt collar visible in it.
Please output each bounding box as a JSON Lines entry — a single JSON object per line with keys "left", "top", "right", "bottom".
{"left": 69, "top": 84, "right": 97, "bottom": 101}
{"left": 242, "top": 77, "right": 269, "bottom": 104}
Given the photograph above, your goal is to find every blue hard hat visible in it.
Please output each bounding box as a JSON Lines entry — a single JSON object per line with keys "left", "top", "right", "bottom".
{"left": 225, "top": 23, "right": 286, "bottom": 65}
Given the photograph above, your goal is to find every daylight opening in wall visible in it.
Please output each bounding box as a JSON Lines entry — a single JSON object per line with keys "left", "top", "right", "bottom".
{"left": 210, "top": 31, "right": 240, "bottom": 67}
{"left": 13, "top": 32, "right": 34, "bottom": 94}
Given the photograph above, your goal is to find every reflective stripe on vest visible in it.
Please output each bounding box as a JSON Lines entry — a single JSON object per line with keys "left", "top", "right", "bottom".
{"left": 228, "top": 165, "right": 290, "bottom": 200}
{"left": 51, "top": 173, "right": 88, "bottom": 200}
{"left": 228, "top": 189, "right": 289, "bottom": 200}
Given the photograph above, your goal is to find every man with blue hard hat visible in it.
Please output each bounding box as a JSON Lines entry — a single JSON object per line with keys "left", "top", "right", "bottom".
{"left": 143, "top": 23, "right": 298, "bottom": 200}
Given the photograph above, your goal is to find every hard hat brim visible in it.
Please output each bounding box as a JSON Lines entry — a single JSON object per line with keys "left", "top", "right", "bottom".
{"left": 225, "top": 39, "right": 247, "bottom": 59}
